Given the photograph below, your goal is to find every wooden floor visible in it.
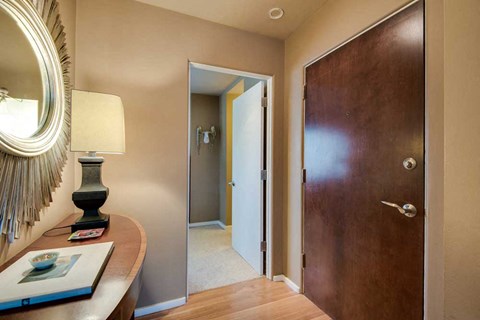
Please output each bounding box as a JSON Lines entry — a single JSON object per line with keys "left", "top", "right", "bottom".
{"left": 137, "top": 278, "right": 331, "bottom": 320}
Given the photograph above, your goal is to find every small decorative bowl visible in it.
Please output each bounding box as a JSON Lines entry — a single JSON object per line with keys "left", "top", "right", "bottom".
{"left": 29, "top": 252, "right": 59, "bottom": 270}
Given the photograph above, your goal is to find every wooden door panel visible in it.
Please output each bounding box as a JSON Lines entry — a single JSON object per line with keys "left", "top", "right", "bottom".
{"left": 304, "top": 2, "right": 424, "bottom": 320}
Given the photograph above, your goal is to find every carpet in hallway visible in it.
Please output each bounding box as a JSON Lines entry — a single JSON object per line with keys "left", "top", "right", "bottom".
{"left": 188, "top": 225, "right": 260, "bottom": 294}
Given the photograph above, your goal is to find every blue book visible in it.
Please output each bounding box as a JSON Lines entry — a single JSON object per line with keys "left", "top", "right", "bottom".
{"left": 0, "top": 242, "right": 114, "bottom": 311}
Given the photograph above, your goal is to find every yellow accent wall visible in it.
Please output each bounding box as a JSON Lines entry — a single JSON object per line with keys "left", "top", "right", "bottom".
{"left": 224, "top": 79, "right": 243, "bottom": 225}
{"left": 225, "top": 92, "right": 241, "bottom": 225}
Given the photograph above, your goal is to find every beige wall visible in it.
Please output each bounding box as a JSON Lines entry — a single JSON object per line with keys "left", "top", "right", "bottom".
{"left": 0, "top": 0, "right": 76, "bottom": 264}
{"left": 2, "top": 0, "right": 479, "bottom": 317}
{"left": 190, "top": 94, "right": 220, "bottom": 223}
{"left": 444, "top": 0, "right": 480, "bottom": 318}
{"left": 75, "top": 0, "right": 284, "bottom": 307}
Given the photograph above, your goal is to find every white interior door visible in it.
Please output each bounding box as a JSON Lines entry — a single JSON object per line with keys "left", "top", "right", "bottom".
{"left": 231, "top": 81, "right": 264, "bottom": 275}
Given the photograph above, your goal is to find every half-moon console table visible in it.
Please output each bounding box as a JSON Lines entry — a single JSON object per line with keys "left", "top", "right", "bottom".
{"left": 0, "top": 214, "right": 146, "bottom": 320}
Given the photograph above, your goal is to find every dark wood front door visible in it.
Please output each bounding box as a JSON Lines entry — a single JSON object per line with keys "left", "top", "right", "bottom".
{"left": 303, "top": 2, "right": 424, "bottom": 320}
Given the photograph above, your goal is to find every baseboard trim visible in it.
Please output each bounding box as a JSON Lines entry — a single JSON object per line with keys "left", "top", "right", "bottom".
{"left": 134, "top": 297, "right": 186, "bottom": 317}
{"left": 272, "top": 275, "right": 284, "bottom": 282}
{"left": 189, "top": 220, "right": 231, "bottom": 230}
{"left": 272, "top": 274, "right": 300, "bottom": 293}
{"left": 284, "top": 276, "right": 301, "bottom": 293}
{"left": 217, "top": 220, "right": 227, "bottom": 230}
{"left": 189, "top": 220, "right": 220, "bottom": 228}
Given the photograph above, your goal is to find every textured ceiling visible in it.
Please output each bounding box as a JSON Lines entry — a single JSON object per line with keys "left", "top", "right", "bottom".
{"left": 135, "top": 0, "right": 328, "bottom": 40}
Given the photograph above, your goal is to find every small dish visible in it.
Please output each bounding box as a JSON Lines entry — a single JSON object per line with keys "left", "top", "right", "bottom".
{"left": 29, "top": 252, "right": 59, "bottom": 270}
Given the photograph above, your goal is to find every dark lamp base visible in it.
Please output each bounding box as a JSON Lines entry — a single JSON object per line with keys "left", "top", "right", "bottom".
{"left": 71, "top": 213, "right": 110, "bottom": 232}
{"left": 72, "top": 156, "right": 111, "bottom": 233}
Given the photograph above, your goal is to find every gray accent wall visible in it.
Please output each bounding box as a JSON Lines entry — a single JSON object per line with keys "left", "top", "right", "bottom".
{"left": 190, "top": 94, "right": 221, "bottom": 223}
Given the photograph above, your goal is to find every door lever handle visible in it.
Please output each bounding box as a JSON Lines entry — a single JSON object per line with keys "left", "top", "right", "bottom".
{"left": 381, "top": 201, "right": 417, "bottom": 218}
{"left": 228, "top": 181, "right": 235, "bottom": 187}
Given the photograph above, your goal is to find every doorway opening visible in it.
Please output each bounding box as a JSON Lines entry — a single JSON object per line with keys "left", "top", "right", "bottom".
{"left": 187, "top": 62, "right": 273, "bottom": 296}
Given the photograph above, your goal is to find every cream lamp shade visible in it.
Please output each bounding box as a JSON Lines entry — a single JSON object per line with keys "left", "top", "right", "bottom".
{"left": 71, "top": 90, "right": 125, "bottom": 153}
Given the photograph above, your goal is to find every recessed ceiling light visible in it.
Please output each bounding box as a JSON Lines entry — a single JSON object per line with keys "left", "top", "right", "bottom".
{"left": 268, "top": 8, "right": 284, "bottom": 20}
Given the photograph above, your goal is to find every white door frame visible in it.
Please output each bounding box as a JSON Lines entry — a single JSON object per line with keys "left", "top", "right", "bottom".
{"left": 186, "top": 61, "right": 274, "bottom": 297}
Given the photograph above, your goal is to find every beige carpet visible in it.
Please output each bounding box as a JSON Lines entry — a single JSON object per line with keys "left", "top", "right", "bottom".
{"left": 188, "top": 225, "right": 260, "bottom": 294}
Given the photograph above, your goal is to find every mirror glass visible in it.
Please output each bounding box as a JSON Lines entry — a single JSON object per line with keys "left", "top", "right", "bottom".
{"left": 0, "top": 6, "right": 47, "bottom": 138}
{"left": 0, "top": 0, "right": 69, "bottom": 246}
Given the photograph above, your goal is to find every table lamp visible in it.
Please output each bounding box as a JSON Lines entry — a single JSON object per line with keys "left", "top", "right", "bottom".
{"left": 70, "top": 90, "right": 125, "bottom": 232}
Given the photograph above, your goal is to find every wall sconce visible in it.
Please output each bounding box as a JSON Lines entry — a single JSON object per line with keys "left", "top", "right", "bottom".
{"left": 0, "top": 87, "right": 9, "bottom": 103}
{"left": 196, "top": 125, "right": 216, "bottom": 154}
{"left": 0, "top": 87, "right": 22, "bottom": 103}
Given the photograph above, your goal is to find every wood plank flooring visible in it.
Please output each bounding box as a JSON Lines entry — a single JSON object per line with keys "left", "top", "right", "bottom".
{"left": 137, "top": 278, "right": 331, "bottom": 320}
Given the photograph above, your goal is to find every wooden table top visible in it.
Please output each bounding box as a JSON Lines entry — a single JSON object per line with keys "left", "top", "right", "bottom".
{"left": 0, "top": 214, "right": 147, "bottom": 320}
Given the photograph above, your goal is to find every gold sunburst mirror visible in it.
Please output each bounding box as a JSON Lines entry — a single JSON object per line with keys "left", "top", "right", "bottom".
{"left": 0, "top": 0, "right": 70, "bottom": 244}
